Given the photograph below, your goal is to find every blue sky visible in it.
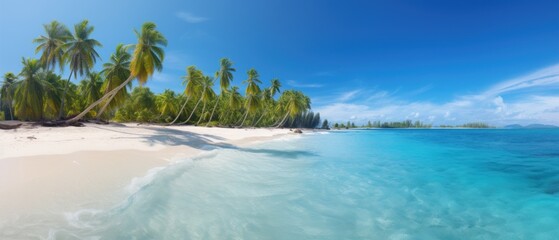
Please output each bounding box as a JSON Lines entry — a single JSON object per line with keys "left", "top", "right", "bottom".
{"left": 1, "top": 0, "right": 558, "bottom": 125}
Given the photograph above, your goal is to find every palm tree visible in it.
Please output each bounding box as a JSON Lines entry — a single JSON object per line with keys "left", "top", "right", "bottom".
{"left": 96, "top": 44, "right": 132, "bottom": 119}
{"left": 59, "top": 20, "right": 102, "bottom": 119}
{"left": 170, "top": 66, "right": 202, "bottom": 124}
{"left": 79, "top": 72, "right": 103, "bottom": 112}
{"left": 275, "top": 90, "right": 310, "bottom": 128}
{"left": 68, "top": 22, "right": 167, "bottom": 123}
{"left": 41, "top": 71, "right": 64, "bottom": 118}
{"left": 253, "top": 78, "right": 281, "bottom": 127}
{"left": 222, "top": 86, "right": 243, "bottom": 125}
{"left": 156, "top": 89, "right": 178, "bottom": 121}
{"left": 33, "top": 21, "right": 71, "bottom": 71}
{"left": 205, "top": 58, "right": 235, "bottom": 126}
{"left": 1, "top": 73, "right": 17, "bottom": 120}
{"left": 14, "top": 58, "right": 46, "bottom": 121}
{"left": 239, "top": 68, "right": 261, "bottom": 127}
{"left": 181, "top": 72, "right": 211, "bottom": 124}
{"left": 196, "top": 76, "right": 216, "bottom": 125}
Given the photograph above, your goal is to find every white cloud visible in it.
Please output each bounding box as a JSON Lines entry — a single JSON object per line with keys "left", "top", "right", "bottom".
{"left": 287, "top": 80, "right": 323, "bottom": 88}
{"left": 337, "top": 90, "right": 361, "bottom": 102}
{"left": 316, "top": 64, "right": 559, "bottom": 126}
{"left": 176, "top": 12, "right": 208, "bottom": 23}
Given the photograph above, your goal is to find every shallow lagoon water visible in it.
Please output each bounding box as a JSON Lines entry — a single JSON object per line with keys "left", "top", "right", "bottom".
{"left": 50, "top": 129, "right": 559, "bottom": 239}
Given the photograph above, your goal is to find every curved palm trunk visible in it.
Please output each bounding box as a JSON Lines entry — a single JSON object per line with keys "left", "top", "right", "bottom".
{"left": 95, "top": 90, "right": 118, "bottom": 121}
{"left": 205, "top": 95, "right": 220, "bottom": 127}
{"left": 181, "top": 96, "right": 202, "bottom": 125}
{"left": 57, "top": 71, "right": 73, "bottom": 119}
{"left": 238, "top": 102, "right": 251, "bottom": 127}
{"left": 253, "top": 109, "right": 267, "bottom": 127}
{"left": 169, "top": 96, "right": 190, "bottom": 125}
{"left": 275, "top": 112, "right": 290, "bottom": 128}
{"left": 196, "top": 101, "right": 207, "bottom": 125}
{"left": 67, "top": 74, "right": 135, "bottom": 124}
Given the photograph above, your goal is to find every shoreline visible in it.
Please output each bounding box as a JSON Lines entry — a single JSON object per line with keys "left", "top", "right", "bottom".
{"left": 0, "top": 124, "right": 294, "bottom": 230}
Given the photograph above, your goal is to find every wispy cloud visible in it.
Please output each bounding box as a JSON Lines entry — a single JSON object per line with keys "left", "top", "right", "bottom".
{"left": 338, "top": 90, "right": 361, "bottom": 102}
{"left": 287, "top": 80, "right": 324, "bottom": 88}
{"left": 316, "top": 64, "right": 559, "bottom": 126}
{"left": 176, "top": 12, "right": 208, "bottom": 23}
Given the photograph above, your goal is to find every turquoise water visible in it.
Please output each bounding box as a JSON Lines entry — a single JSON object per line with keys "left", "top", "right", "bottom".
{"left": 59, "top": 129, "right": 559, "bottom": 239}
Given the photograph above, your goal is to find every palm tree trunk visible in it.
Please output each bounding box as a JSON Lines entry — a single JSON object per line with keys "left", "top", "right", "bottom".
{"left": 253, "top": 109, "right": 267, "bottom": 127}
{"left": 239, "top": 102, "right": 251, "bottom": 127}
{"left": 275, "top": 112, "right": 290, "bottom": 128}
{"left": 8, "top": 103, "right": 13, "bottom": 120}
{"left": 58, "top": 71, "right": 73, "bottom": 120}
{"left": 181, "top": 96, "right": 202, "bottom": 124}
{"left": 67, "top": 74, "right": 135, "bottom": 124}
{"left": 205, "top": 95, "right": 220, "bottom": 127}
{"left": 95, "top": 90, "right": 118, "bottom": 121}
{"left": 196, "top": 101, "right": 207, "bottom": 125}
{"left": 170, "top": 96, "right": 190, "bottom": 125}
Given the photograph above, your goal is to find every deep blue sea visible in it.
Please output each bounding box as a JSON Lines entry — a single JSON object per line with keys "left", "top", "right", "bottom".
{"left": 58, "top": 129, "right": 559, "bottom": 239}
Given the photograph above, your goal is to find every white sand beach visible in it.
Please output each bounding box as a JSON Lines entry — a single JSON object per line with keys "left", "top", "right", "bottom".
{"left": 0, "top": 124, "right": 292, "bottom": 228}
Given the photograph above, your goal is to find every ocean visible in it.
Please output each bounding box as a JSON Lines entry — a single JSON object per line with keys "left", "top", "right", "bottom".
{"left": 43, "top": 129, "right": 559, "bottom": 239}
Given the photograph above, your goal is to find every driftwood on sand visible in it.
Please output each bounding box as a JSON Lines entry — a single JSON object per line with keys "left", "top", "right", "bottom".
{"left": 0, "top": 121, "right": 23, "bottom": 130}
{"left": 42, "top": 120, "right": 85, "bottom": 127}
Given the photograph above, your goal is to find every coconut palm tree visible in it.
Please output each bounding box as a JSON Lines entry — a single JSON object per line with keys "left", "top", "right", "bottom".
{"left": 238, "top": 68, "right": 261, "bottom": 127}
{"left": 59, "top": 20, "right": 102, "bottom": 119}
{"left": 170, "top": 66, "right": 202, "bottom": 124}
{"left": 253, "top": 78, "right": 281, "bottom": 127}
{"left": 275, "top": 90, "right": 310, "bottom": 128}
{"left": 181, "top": 73, "right": 211, "bottom": 124}
{"left": 96, "top": 44, "right": 132, "bottom": 119}
{"left": 196, "top": 76, "right": 216, "bottom": 125}
{"left": 1, "top": 72, "right": 17, "bottom": 120}
{"left": 205, "top": 58, "right": 235, "bottom": 126}
{"left": 14, "top": 58, "right": 47, "bottom": 121}
{"left": 79, "top": 72, "right": 103, "bottom": 111}
{"left": 41, "top": 71, "right": 64, "bottom": 118}
{"left": 156, "top": 89, "right": 178, "bottom": 121}
{"left": 222, "top": 86, "right": 243, "bottom": 125}
{"left": 68, "top": 22, "right": 167, "bottom": 123}
{"left": 33, "top": 21, "right": 71, "bottom": 71}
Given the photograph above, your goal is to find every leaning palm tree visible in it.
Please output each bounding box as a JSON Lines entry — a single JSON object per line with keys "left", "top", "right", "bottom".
{"left": 58, "top": 20, "right": 102, "bottom": 119}
{"left": 33, "top": 21, "right": 71, "bottom": 71}
{"left": 275, "top": 90, "right": 311, "bottom": 128}
{"left": 238, "top": 68, "right": 261, "bottom": 127}
{"left": 205, "top": 58, "right": 235, "bottom": 126}
{"left": 67, "top": 22, "right": 167, "bottom": 124}
{"left": 96, "top": 44, "right": 132, "bottom": 119}
{"left": 79, "top": 72, "right": 104, "bottom": 111}
{"left": 222, "top": 86, "right": 243, "bottom": 125}
{"left": 1, "top": 72, "right": 17, "bottom": 120}
{"left": 41, "top": 71, "right": 64, "bottom": 119}
{"left": 170, "top": 66, "right": 202, "bottom": 124}
{"left": 14, "top": 58, "right": 46, "bottom": 121}
{"left": 196, "top": 76, "right": 216, "bottom": 125}
{"left": 156, "top": 89, "right": 178, "bottom": 121}
{"left": 253, "top": 78, "right": 281, "bottom": 127}
{"left": 181, "top": 73, "right": 211, "bottom": 124}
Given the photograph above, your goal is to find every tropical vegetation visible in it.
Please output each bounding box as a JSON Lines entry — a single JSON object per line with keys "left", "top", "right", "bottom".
{"left": 0, "top": 20, "right": 319, "bottom": 129}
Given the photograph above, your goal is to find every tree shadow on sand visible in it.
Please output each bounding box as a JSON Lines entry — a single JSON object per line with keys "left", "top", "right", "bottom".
{"left": 92, "top": 125, "right": 318, "bottom": 159}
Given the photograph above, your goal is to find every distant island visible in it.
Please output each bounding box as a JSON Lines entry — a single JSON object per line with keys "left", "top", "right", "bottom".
{"left": 328, "top": 121, "right": 496, "bottom": 129}
{"left": 504, "top": 124, "right": 559, "bottom": 129}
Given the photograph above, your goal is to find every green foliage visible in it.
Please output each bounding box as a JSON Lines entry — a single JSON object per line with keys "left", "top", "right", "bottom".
{"left": 8, "top": 20, "right": 321, "bottom": 128}
{"left": 114, "top": 87, "right": 157, "bottom": 122}
{"left": 458, "top": 122, "right": 494, "bottom": 128}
